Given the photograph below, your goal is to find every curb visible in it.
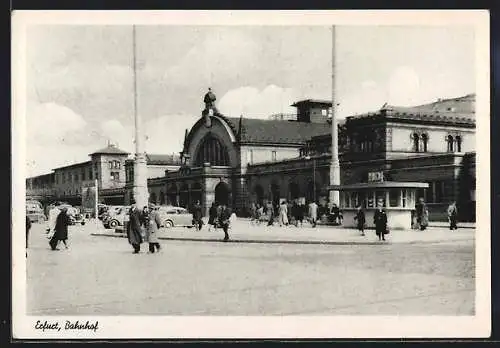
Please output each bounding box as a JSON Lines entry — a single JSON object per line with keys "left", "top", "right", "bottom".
{"left": 90, "top": 232, "right": 474, "bottom": 246}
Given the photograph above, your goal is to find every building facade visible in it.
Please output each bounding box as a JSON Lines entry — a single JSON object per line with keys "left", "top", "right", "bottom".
{"left": 28, "top": 94, "right": 476, "bottom": 222}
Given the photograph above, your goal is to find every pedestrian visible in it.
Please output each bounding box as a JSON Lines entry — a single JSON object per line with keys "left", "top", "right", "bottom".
{"left": 279, "top": 200, "right": 289, "bottom": 227}
{"left": 373, "top": 201, "right": 388, "bottom": 241}
{"left": 291, "top": 201, "right": 299, "bottom": 227}
{"left": 308, "top": 201, "right": 318, "bottom": 227}
{"left": 46, "top": 202, "right": 61, "bottom": 237}
{"left": 208, "top": 201, "right": 218, "bottom": 232}
{"left": 297, "top": 201, "right": 305, "bottom": 227}
{"left": 415, "top": 198, "right": 429, "bottom": 231}
{"left": 26, "top": 215, "right": 32, "bottom": 257}
{"left": 146, "top": 205, "right": 162, "bottom": 253}
{"left": 219, "top": 203, "right": 232, "bottom": 242}
{"left": 447, "top": 201, "right": 458, "bottom": 230}
{"left": 354, "top": 205, "right": 366, "bottom": 236}
{"left": 192, "top": 200, "right": 203, "bottom": 231}
{"left": 256, "top": 204, "right": 264, "bottom": 225}
{"left": 330, "top": 203, "right": 342, "bottom": 225}
{"left": 249, "top": 202, "right": 257, "bottom": 226}
{"left": 266, "top": 200, "right": 274, "bottom": 226}
{"left": 127, "top": 202, "right": 143, "bottom": 254}
{"left": 49, "top": 207, "right": 71, "bottom": 250}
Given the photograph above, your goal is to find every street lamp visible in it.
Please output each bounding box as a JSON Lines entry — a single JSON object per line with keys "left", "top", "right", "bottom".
{"left": 305, "top": 155, "right": 316, "bottom": 203}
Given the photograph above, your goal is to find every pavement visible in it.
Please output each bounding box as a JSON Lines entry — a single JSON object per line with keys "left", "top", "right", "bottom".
{"left": 26, "top": 221, "right": 475, "bottom": 316}
{"left": 92, "top": 218, "right": 475, "bottom": 246}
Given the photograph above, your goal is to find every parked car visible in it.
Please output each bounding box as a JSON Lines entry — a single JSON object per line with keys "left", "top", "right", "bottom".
{"left": 103, "top": 206, "right": 130, "bottom": 229}
{"left": 156, "top": 206, "right": 194, "bottom": 228}
{"left": 26, "top": 202, "right": 46, "bottom": 223}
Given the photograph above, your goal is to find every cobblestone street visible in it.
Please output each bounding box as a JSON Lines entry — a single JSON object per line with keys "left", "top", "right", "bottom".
{"left": 26, "top": 221, "right": 475, "bottom": 316}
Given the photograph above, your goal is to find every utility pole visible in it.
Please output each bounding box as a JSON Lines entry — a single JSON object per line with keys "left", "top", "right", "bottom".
{"left": 329, "top": 25, "right": 341, "bottom": 206}
{"left": 132, "top": 25, "right": 148, "bottom": 209}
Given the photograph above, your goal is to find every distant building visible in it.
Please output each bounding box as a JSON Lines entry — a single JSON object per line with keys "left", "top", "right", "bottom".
{"left": 140, "top": 94, "right": 475, "bottom": 221}
{"left": 27, "top": 94, "right": 476, "bottom": 222}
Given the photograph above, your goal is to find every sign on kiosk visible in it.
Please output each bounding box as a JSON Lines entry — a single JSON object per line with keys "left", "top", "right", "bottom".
{"left": 368, "top": 171, "right": 384, "bottom": 183}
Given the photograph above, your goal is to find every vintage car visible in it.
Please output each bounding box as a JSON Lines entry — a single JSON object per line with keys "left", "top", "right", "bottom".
{"left": 103, "top": 206, "right": 130, "bottom": 229}
{"left": 26, "top": 201, "right": 45, "bottom": 223}
{"left": 156, "top": 206, "right": 194, "bottom": 228}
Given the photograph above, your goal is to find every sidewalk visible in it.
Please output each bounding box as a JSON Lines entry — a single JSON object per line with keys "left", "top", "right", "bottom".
{"left": 91, "top": 219, "right": 475, "bottom": 246}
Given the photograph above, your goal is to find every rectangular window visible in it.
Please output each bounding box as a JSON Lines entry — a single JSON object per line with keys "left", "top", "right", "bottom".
{"left": 89, "top": 168, "right": 93, "bottom": 180}
{"left": 389, "top": 189, "right": 399, "bottom": 207}
{"left": 82, "top": 168, "right": 86, "bottom": 181}
{"left": 401, "top": 189, "right": 408, "bottom": 208}
{"left": 435, "top": 181, "right": 444, "bottom": 203}
{"left": 250, "top": 150, "right": 254, "bottom": 164}
{"left": 111, "top": 172, "right": 120, "bottom": 181}
{"left": 271, "top": 151, "right": 277, "bottom": 162}
{"left": 109, "top": 162, "right": 113, "bottom": 170}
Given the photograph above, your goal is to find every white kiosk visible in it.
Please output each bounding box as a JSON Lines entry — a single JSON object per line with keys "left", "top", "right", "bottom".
{"left": 328, "top": 172, "right": 428, "bottom": 230}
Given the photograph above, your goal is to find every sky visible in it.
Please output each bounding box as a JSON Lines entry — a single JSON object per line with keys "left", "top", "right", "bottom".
{"left": 24, "top": 25, "right": 475, "bottom": 177}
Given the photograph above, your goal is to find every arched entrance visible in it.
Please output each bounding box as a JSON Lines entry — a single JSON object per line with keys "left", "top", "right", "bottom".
{"left": 179, "top": 183, "right": 189, "bottom": 208}
{"left": 254, "top": 184, "right": 264, "bottom": 206}
{"left": 271, "top": 183, "right": 280, "bottom": 207}
{"left": 215, "top": 182, "right": 230, "bottom": 206}
{"left": 289, "top": 182, "right": 300, "bottom": 202}
{"left": 191, "top": 182, "right": 203, "bottom": 206}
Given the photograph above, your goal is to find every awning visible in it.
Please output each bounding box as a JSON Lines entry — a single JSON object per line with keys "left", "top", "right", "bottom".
{"left": 328, "top": 181, "right": 429, "bottom": 190}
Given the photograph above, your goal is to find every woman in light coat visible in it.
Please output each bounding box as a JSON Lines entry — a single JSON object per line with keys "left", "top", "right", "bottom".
{"left": 145, "top": 205, "right": 162, "bottom": 253}
{"left": 279, "top": 200, "right": 289, "bottom": 227}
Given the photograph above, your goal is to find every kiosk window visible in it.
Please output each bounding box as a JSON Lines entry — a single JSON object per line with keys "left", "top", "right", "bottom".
{"left": 367, "top": 192, "right": 374, "bottom": 208}
{"left": 376, "top": 191, "right": 385, "bottom": 206}
{"left": 402, "top": 189, "right": 408, "bottom": 207}
{"left": 389, "top": 189, "right": 399, "bottom": 207}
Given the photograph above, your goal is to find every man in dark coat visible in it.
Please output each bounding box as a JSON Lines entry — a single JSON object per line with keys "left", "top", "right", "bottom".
{"left": 127, "top": 204, "right": 143, "bottom": 254}
{"left": 208, "top": 202, "right": 218, "bottom": 232}
{"left": 373, "top": 203, "right": 388, "bottom": 241}
{"left": 192, "top": 200, "right": 203, "bottom": 231}
{"left": 219, "top": 204, "right": 232, "bottom": 242}
{"left": 49, "top": 208, "right": 70, "bottom": 250}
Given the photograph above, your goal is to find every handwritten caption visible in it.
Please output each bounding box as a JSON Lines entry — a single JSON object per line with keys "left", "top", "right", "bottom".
{"left": 35, "top": 320, "right": 99, "bottom": 333}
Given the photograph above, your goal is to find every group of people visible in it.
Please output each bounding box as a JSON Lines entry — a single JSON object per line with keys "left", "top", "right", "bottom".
{"left": 126, "top": 201, "right": 162, "bottom": 254}
{"left": 414, "top": 199, "right": 459, "bottom": 231}
{"left": 351, "top": 198, "right": 461, "bottom": 242}
{"left": 353, "top": 202, "right": 388, "bottom": 241}
{"left": 207, "top": 202, "right": 233, "bottom": 241}
{"left": 249, "top": 200, "right": 342, "bottom": 228}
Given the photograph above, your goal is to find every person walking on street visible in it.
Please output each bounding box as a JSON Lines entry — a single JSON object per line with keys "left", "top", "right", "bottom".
{"left": 145, "top": 205, "right": 162, "bottom": 253}
{"left": 127, "top": 202, "right": 143, "bottom": 254}
{"left": 373, "top": 202, "right": 388, "bottom": 241}
{"left": 354, "top": 205, "right": 366, "bottom": 236}
{"left": 208, "top": 201, "right": 218, "bottom": 232}
{"left": 49, "top": 207, "right": 71, "bottom": 250}
{"left": 219, "top": 204, "right": 232, "bottom": 242}
{"left": 266, "top": 200, "right": 274, "bottom": 226}
{"left": 192, "top": 200, "right": 203, "bottom": 231}
{"left": 279, "top": 200, "right": 289, "bottom": 227}
{"left": 308, "top": 201, "right": 318, "bottom": 228}
{"left": 415, "top": 198, "right": 429, "bottom": 231}
{"left": 46, "top": 202, "right": 61, "bottom": 237}
{"left": 447, "top": 201, "right": 458, "bottom": 230}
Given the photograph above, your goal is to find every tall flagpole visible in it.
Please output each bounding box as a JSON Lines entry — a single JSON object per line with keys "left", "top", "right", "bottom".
{"left": 132, "top": 25, "right": 148, "bottom": 209}
{"left": 329, "top": 25, "right": 341, "bottom": 206}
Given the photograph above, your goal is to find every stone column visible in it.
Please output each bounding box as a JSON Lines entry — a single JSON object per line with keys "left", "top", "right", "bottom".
{"left": 132, "top": 25, "right": 148, "bottom": 209}
{"left": 329, "top": 25, "right": 341, "bottom": 205}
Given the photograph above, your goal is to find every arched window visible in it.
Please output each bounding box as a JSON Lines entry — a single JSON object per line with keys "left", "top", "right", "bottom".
{"left": 412, "top": 133, "right": 420, "bottom": 152}
{"left": 446, "top": 135, "right": 454, "bottom": 152}
{"left": 455, "top": 136, "right": 462, "bottom": 152}
{"left": 195, "top": 135, "right": 230, "bottom": 166}
{"left": 420, "top": 133, "right": 428, "bottom": 152}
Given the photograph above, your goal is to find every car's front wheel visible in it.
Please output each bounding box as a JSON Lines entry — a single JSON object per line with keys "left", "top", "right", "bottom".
{"left": 163, "top": 220, "right": 173, "bottom": 228}
{"left": 109, "top": 219, "right": 119, "bottom": 228}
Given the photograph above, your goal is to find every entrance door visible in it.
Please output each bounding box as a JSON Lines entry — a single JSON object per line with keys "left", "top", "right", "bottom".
{"left": 215, "top": 182, "right": 230, "bottom": 206}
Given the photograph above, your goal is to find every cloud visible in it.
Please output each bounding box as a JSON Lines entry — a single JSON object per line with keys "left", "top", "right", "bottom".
{"left": 218, "top": 85, "right": 299, "bottom": 118}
